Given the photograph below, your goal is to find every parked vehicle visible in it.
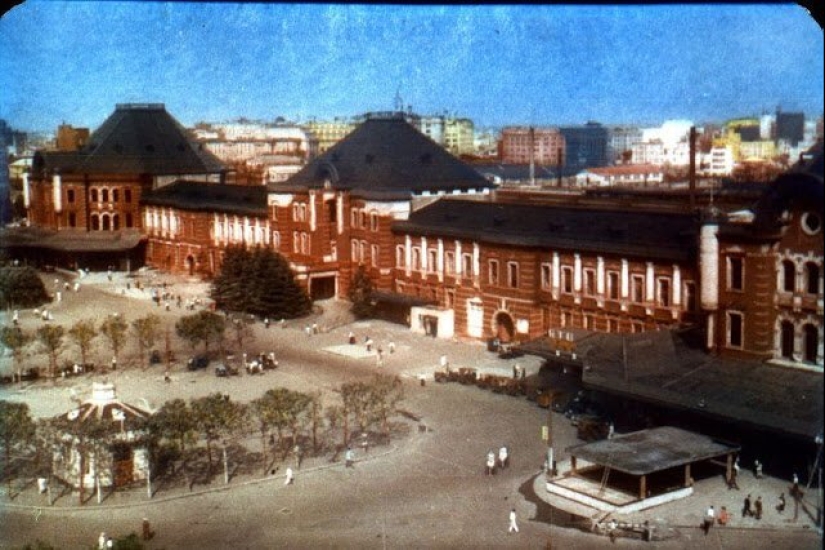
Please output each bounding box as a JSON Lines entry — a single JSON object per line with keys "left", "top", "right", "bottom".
{"left": 215, "top": 363, "right": 239, "bottom": 377}
{"left": 187, "top": 355, "right": 210, "bottom": 371}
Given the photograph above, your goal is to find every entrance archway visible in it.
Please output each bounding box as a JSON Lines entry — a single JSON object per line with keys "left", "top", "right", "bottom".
{"left": 494, "top": 311, "right": 515, "bottom": 342}
{"left": 185, "top": 255, "right": 195, "bottom": 276}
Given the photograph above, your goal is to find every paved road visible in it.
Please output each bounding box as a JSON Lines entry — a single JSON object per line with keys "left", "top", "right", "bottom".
{"left": 1, "top": 272, "right": 821, "bottom": 549}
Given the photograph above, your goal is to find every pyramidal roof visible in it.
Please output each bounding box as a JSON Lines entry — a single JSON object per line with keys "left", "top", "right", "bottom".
{"left": 272, "top": 115, "right": 491, "bottom": 196}
{"left": 35, "top": 104, "right": 225, "bottom": 176}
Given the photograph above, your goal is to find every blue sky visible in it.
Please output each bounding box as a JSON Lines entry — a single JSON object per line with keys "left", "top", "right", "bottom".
{"left": 0, "top": 2, "right": 822, "bottom": 132}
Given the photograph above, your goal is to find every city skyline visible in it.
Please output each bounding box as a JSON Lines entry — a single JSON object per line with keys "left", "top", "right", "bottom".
{"left": 0, "top": 2, "right": 823, "bottom": 133}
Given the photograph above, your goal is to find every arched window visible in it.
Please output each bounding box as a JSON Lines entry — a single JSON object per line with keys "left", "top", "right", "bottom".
{"left": 805, "top": 263, "right": 820, "bottom": 295}
{"left": 803, "top": 324, "right": 818, "bottom": 363}
{"left": 124, "top": 189, "right": 132, "bottom": 203}
{"left": 125, "top": 213, "right": 133, "bottom": 228}
{"left": 101, "top": 188, "right": 109, "bottom": 203}
{"left": 91, "top": 213, "right": 100, "bottom": 231}
{"left": 781, "top": 260, "right": 795, "bottom": 292}
{"left": 90, "top": 188, "right": 99, "bottom": 202}
{"left": 102, "top": 214, "right": 111, "bottom": 231}
{"left": 112, "top": 214, "right": 120, "bottom": 231}
{"left": 780, "top": 321, "right": 794, "bottom": 359}
{"left": 112, "top": 189, "right": 119, "bottom": 203}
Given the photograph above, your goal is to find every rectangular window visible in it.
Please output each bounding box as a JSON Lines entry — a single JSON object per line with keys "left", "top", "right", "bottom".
{"left": 272, "top": 231, "right": 281, "bottom": 250}
{"left": 396, "top": 245, "right": 405, "bottom": 268}
{"left": 728, "top": 257, "right": 744, "bottom": 291}
{"left": 728, "top": 311, "right": 743, "bottom": 348}
{"left": 350, "top": 209, "right": 358, "bottom": 228}
{"left": 371, "top": 244, "right": 379, "bottom": 267}
{"left": 445, "top": 251, "right": 455, "bottom": 275}
{"left": 583, "top": 268, "right": 596, "bottom": 295}
{"left": 370, "top": 212, "right": 379, "bottom": 232}
{"left": 584, "top": 315, "right": 594, "bottom": 330}
{"left": 67, "top": 189, "right": 75, "bottom": 203}
{"left": 607, "top": 271, "right": 620, "bottom": 300}
{"left": 631, "top": 275, "right": 645, "bottom": 303}
{"left": 561, "top": 266, "right": 573, "bottom": 293}
{"left": 608, "top": 319, "right": 619, "bottom": 333}
{"left": 488, "top": 259, "right": 500, "bottom": 286}
{"left": 657, "top": 278, "right": 671, "bottom": 307}
{"left": 428, "top": 249, "right": 438, "bottom": 273}
{"left": 685, "top": 281, "right": 696, "bottom": 311}
{"left": 68, "top": 212, "right": 76, "bottom": 227}
{"left": 462, "top": 254, "right": 473, "bottom": 277}
{"left": 351, "top": 239, "right": 359, "bottom": 261}
{"left": 507, "top": 261, "right": 519, "bottom": 288}
{"left": 124, "top": 189, "right": 132, "bottom": 203}
{"left": 541, "top": 263, "right": 551, "bottom": 290}
{"left": 445, "top": 289, "right": 455, "bottom": 309}
{"left": 411, "top": 248, "right": 421, "bottom": 271}
{"left": 294, "top": 232, "right": 301, "bottom": 254}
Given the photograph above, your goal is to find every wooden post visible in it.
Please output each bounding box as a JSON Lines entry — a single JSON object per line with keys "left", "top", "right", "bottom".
{"left": 726, "top": 453, "right": 733, "bottom": 484}
{"left": 640, "top": 475, "right": 647, "bottom": 500}
{"left": 570, "top": 456, "right": 577, "bottom": 475}
{"left": 685, "top": 463, "right": 692, "bottom": 487}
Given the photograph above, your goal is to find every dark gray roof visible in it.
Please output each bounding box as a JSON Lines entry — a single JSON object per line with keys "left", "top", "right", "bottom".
{"left": 33, "top": 104, "right": 225, "bottom": 176}
{"left": 270, "top": 116, "right": 491, "bottom": 195}
{"left": 141, "top": 180, "right": 267, "bottom": 216}
{"left": 566, "top": 426, "right": 739, "bottom": 476}
{"left": 0, "top": 227, "right": 145, "bottom": 252}
{"left": 572, "top": 330, "right": 824, "bottom": 440}
{"left": 393, "top": 199, "right": 699, "bottom": 261}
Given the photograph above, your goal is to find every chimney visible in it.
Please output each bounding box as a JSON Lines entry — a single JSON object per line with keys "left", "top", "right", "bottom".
{"left": 689, "top": 126, "right": 696, "bottom": 209}
{"left": 529, "top": 127, "right": 535, "bottom": 186}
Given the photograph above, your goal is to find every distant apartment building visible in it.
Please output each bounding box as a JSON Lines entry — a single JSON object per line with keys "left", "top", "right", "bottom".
{"left": 499, "top": 127, "right": 564, "bottom": 165}
{"left": 55, "top": 124, "right": 90, "bottom": 152}
{"left": 303, "top": 119, "right": 357, "bottom": 155}
{"left": 776, "top": 110, "right": 805, "bottom": 146}
{"left": 608, "top": 126, "right": 643, "bottom": 163}
{"left": 443, "top": 118, "right": 475, "bottom": 157}
{"left": 575, "top": 164, "right": 664, "bottom": 187}
{"left": 558, "top": 122, "right": 609, "bottom": 170}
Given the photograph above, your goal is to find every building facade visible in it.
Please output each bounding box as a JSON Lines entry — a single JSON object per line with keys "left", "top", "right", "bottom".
{"left": 499, "top": 127, "right": 565, "bottom": 166}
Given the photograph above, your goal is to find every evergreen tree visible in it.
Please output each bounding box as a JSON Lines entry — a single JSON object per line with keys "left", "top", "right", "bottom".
{"left": 210, "top": 246, "right": 310, "bottom": 319}
{"left": 348, "top": 265, "right": 375, "bottom": 319}
{"left": 0, "top": 266, "right": 50, "bottom": 309}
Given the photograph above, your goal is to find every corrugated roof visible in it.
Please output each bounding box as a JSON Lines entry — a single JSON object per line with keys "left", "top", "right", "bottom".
{"left": 33, "top": 104, "right": 225, "bottom": 176}
{"left": 393, "top": 199, "right": 698, "bottom": 261}
{"left": 270, "top": 116, "right": 491, "bottom": 194}
{"left": 141, "top": 180, "right": 267, "bottom": 216}
{"left": 566, "top": 426, "right": 739, "bottom": 476}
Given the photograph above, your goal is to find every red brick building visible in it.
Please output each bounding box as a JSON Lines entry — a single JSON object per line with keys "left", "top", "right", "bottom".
{"left": 12, "top": 104, "right": 225, "bottom": 269}
{"left": 264, "top": 115, "right": 494, "bottom": 300}
{"left": 141, "top": 181, "right": 269, "bottom": 277}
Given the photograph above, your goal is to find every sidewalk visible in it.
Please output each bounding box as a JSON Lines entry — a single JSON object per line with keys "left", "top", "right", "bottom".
{"left": 531, "top": 462, "right": 821, "bottom": 539}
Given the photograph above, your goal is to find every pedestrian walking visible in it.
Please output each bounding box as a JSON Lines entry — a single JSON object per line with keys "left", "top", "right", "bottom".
{"left": 703, "top": 505, "right": 715, "bottom": 535}
{"left": 294, "top": 444, "right": 302, "bottom": 468}
{"left": 717, "top": 506, "right": 729, "bottom": 526}
{"left": 98, "top": 532, "right": 107, "bottom": 550}
{"left": 440, "top": 354, "right": 448, "bottom": 370}
{"left": 376, "top": 348, "right": 383, "bottom": 366}
{"left": 264, "top": 318, "right": 270, "bottom": 328}
{"left": 388, "top": 341, "right": 395, "bottom": 354}
{"left": 142, "top": 518, "right": 153, "bottom": 541}
{"left": 729, "top": 459, "right": 740, "bottom": 490}
{"left": 365, "top": 337, "right": 373, "bottom": 352}
{"left": 508, "top": 508, "right": 519, "bottom": 533}
{"left": 348, "top": 331, "right": 356, "bottom": 345}
{"left": 486, "top": 451, "right": 496, "bottom": 475}
{"left": 284, "top": 466, "right": 294, "bottom": 485}
{"left": 345, "top": 447, "right": 354, "bottom": 468}
{"left": 742, "top": 494, "right": 753, "bottom": 517}
{"left": 791, "top": 472, "right": 800, "bottom": 497}
{"left": 111, "top": 357, "right": 117, "bottom": 371}
{"left": 754, "top": 459, "right": 763, "bottom": 479}
{"left": 498, "top": 446, "right": 509, "bottom": 469}
{"left": 754, "top": 496, "right": 763, "bottom": 520}
{"left": 776, "top": 492, "right": 786, "bottom": 513}
{"left": 12, "top": 310, "right": 18, "bottom": 325}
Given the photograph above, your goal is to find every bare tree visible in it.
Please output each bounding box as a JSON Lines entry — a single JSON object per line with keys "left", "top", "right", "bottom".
{"left": 68, "top": 319, "right": 96, "bottom": 367}
{"left": 1, "top": 326, "right": 32, "bottom": 382}
{"left": 36, "top": 325, "right": 65, "bottom": 379}
{"left": 131, "top": 314, "right": 161, "bottom": 367}
{"left": 100, "top": 315, "right": 128, "bottom": 368}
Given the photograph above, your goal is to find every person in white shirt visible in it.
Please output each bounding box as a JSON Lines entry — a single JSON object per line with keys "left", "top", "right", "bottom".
{"left": 508, "top": 509, "right": 519, "bottom": 533}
